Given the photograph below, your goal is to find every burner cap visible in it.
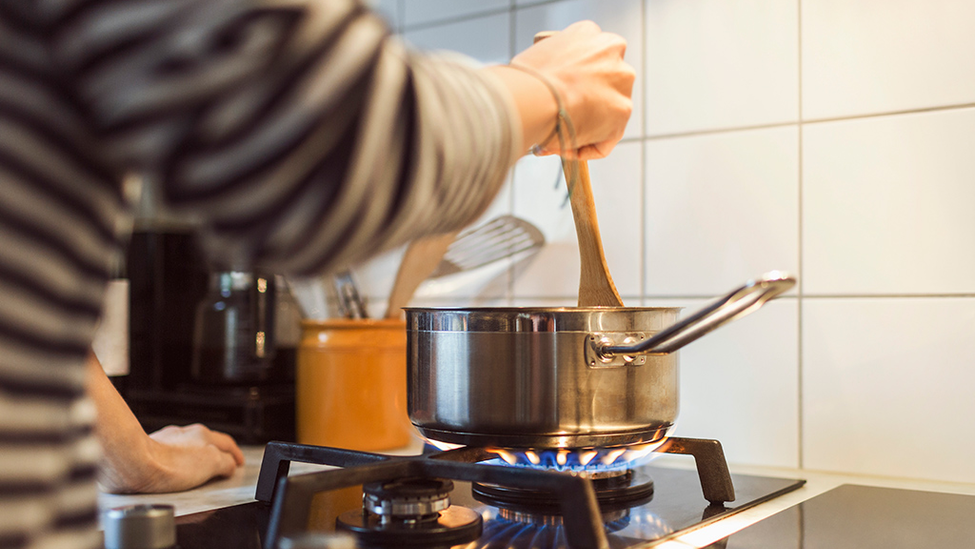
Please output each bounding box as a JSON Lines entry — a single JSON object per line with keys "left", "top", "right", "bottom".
{"left": 336, "top": 505, "right": 482, "bottom": 548}
{"left": 496, "top": 507, "right": 630, "bottom": 530}
{"left": 472, "top": 470, "right": 654, "bottom": 514}
{"left": 363, "top": 478, "right": 454, "bottom": 518}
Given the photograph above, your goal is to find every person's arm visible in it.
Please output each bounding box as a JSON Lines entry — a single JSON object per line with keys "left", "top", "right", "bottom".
{"left": 86, "top": 353, "right": 244, "bottom": 493}
{"left": 485, "top": 21, "right": 634, "bottom": 160}
{"left": 57, "top": 3, "right": 634, "bottom": 275}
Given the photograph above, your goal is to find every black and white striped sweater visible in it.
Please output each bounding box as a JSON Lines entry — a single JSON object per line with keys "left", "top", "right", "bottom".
{"left": 0, "top": 1, "right": 519, "bottom": 546}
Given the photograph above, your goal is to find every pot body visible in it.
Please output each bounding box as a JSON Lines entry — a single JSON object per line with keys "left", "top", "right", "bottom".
{"left": 406, "top": 307, "right": 681, "bottom": 449}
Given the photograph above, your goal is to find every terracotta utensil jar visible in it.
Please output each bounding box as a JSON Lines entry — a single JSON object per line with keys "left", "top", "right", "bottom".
{"left": 296, "top": 318, "right": 415, "bottom": 451}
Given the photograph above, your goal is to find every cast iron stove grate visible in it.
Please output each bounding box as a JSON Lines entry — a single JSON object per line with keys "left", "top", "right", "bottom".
{"left": 257, "top": 437, "right": 739, "bottom": 549}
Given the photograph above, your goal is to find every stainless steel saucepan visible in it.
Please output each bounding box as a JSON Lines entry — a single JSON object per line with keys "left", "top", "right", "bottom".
{"left": 405, "top": 271, "right": 795, "bottom": 450}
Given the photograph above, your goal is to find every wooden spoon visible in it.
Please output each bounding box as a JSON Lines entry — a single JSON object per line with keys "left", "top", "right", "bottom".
{"left": 384, "top": 232, "right": 458, "bottom": 319}
{"left": 562, "top": 158, "right": 624, "bottom": 307}
{"left": 533, "top": 31, "right": 624, "bottom": 307}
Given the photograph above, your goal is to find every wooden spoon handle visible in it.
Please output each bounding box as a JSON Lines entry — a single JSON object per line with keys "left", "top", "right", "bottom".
{"left": 384, "top": 232, "right": 458, "bottom": 319}
{"left": 563, "top": 159, "right": 624, "bottom": 307}
{"left": 532, "top": 31, "right": 623, "bottom": 307}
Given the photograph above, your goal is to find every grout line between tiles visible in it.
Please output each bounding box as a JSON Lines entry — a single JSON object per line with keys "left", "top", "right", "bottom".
{"left": 399, "top": 0, "right": 581, "bottom": 38}
{"left": 802, "top": 101, "right": 975, "bottom": 125}
{"left": 532, "top": 293, "right": 975, "bottom": 301}
{"left": 803, "top": 293, "right": 975, "bottom": 299}
{"left": 643, "top": 121, "right": 799, "bottom": 141}
{"left": 796, "top": 0, "right": 805, "bottom": 472}
{"left": 506, "top": 0, "right": 517, "bottom": 305}
{"left": 639, "top": 0, "right": 647, "bottom": 305}
{"left": 639, "top": 103, "right": 975, "bottom": 144}
{"left": 629, "top": 102, "right": 975, "bottom": 141}
{"left": 401, "top": 6, "right": 515, "bottom": 33}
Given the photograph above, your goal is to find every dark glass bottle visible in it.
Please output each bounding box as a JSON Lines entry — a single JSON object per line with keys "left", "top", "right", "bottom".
{"left": 191, "top": 272, "right": 277, "bottom": 384}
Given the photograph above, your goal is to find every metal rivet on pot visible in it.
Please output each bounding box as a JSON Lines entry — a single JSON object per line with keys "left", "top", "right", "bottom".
{"left": 597, "top": 337, "right": 616, "bottom": 363}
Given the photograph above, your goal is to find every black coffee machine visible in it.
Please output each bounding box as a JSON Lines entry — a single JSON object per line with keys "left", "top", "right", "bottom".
{"left": 119, "top": 223, "right": 297, "bottom": 444}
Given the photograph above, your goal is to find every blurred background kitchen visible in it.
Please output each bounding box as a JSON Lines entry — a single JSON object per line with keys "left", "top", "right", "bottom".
{"left": 102, "top": 0, "right": 975, "bottom": 491}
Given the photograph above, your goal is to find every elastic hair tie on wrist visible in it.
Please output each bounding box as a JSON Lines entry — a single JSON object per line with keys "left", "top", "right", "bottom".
{"left": 506, "top": 63, "right": 577, "bottom": 157}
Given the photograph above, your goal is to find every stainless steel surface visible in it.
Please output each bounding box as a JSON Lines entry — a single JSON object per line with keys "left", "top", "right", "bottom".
{"left": 407, "top": 306, "right": 680, "bottom": 449}
{"left": 430, "top": 215, "right": 545, "bottom": 278}
{"left": 103, "top": 504, "right": 176, "bottom": 549}
{"left": 599, "top": 271, "right": 795, "bottom": 358}
{"left": 406, "top": 274, "right": 792, "bottom": 449}
{"left": 363, "top": 492, "right": 451, "bottom": 519}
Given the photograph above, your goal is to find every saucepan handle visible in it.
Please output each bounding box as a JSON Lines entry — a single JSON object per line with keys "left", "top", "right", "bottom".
{"left": 597, "top": 271, "right": 796, "bottom": 359}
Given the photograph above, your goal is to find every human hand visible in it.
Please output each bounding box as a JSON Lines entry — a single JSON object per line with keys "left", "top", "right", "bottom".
{"left": 134, "top": 424, "right": 245, "bottom": 493}
{"left": 510, "top": 21, "right": 635, "bottom": 160}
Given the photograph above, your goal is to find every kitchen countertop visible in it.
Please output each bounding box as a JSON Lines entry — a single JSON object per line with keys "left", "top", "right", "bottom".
{"left": 98, "top": 440, "right": 975, "bottom": 548}
{"left": 97, "top": 440, "right": 426, "bottom": 518}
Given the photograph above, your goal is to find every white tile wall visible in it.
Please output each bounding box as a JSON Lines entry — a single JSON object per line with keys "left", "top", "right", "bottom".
{"left": 666, "top": 298, "right": 800, "bottom": 469}
{"left": 644, "top": 0, "right": 798, "bottom": 136}
{"left": 803, "top": 298, "right": 975, "bottom": 483}
{"left": 403, "top": 0, "right": 509, "bottom": 28}
{"left": 354, "top": 0, "right": 975, "bottom": 484}
{"left": 403, "top": 12, "right": 511, "bottom": 65}
{"left": 803, "top": 108, "right": 975, "bottom": 296}
{"left": 364, "top": 0, "right": 402, "bottom": 30}
{"left": 645, "top": 127, "right": 799, "bottom": 296}
{"left": 802, "top": 0, "right": 975, "bottom": 120}
{"left": 512, "top": 141, "right": 643, "bottom": 301}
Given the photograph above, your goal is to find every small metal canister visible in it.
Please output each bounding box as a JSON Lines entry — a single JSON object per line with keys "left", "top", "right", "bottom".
{"left": 103, "top": 504, "right": 176, "bottom": 549}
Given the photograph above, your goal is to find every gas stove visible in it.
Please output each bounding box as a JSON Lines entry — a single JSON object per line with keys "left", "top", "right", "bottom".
{"left": 173, "top": 437, "right": 804, "bottom": 549}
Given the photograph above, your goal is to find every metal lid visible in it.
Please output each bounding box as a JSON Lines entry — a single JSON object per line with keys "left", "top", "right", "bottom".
{"left": 103, "top": 504, "right": 176, "bottom": 549}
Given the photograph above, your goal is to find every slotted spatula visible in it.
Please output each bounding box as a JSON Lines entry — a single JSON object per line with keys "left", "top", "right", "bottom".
{"left": 429, "top": 215, "right": 545, "bottom": 279}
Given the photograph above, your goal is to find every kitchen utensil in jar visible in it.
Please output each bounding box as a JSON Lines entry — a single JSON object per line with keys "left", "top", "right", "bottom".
{"left": 384, "top": 232, "right": 458, "bottom": 319}
{"left": 333, "top": 270, "right": 368, "bottom": 319}
{"left": 406, "top": 271, "right": 795, "bottom": 449}
{"left": 428, "top": 215, "right": 545, "bottom": 278}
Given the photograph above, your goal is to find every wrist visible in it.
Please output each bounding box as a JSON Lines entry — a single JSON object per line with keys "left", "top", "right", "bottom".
{"left": 97, "top": 433, "right": 158, "bottom": 494}
{"left": 485, "top": 64, "right": 561, "bottom": 154}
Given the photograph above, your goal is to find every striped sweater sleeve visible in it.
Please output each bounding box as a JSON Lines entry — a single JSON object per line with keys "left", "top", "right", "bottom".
{"left": 0, "top": 0, "right": 522, "bottom": 547}
{"left": 54, "top": 0, "right": 523, "bottom": 274}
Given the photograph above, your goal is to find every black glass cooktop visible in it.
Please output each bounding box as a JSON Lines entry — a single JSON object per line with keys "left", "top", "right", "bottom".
{"left": 174, "top": 466, "right": 804, "bottom": 549}
{"left": 704, "top": 484, "right": 975, "bottom": 549}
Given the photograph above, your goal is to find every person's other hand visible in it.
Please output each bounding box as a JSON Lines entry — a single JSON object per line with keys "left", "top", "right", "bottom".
{"left": 136, "top": 423, "right": 245, "bottom": 493}
{"left": 98, "top": 422, "right": 245, "bottom": 494}
{"left": 511, "top": 21, "right": 635, "bottom": 160}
